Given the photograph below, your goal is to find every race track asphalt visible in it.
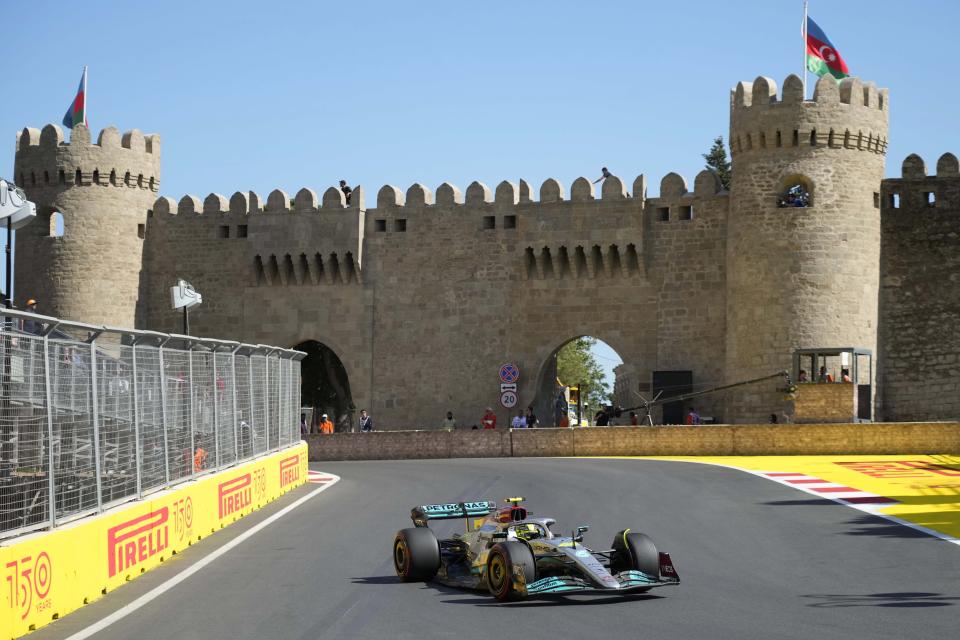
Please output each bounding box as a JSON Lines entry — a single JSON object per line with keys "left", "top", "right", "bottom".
{"left": 29, "top": 458, "right": 960, "bottom": 640}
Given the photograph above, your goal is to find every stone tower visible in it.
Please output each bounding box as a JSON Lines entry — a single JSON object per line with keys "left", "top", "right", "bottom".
{"left": 725, "top": 74, "right": 889, "bottom": 421}
{"left": 13, "top": 123, "right": 160, "bottom": 327}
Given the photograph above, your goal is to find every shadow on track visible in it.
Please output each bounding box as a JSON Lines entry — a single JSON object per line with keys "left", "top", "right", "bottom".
{"left": 352, "top": 576, "right": 664, "bottom": 607}
{"left": 803, "top": 592, "right": 959, "bottom": 608}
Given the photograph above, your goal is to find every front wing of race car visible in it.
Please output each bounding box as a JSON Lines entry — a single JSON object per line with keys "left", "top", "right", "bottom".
{"left": 521, "top": 570, "right": 678, "bottom": 596}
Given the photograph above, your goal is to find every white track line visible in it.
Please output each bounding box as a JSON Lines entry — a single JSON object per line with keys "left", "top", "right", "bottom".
{"left": 62, "top": 473, "right": 340, "bottom": 640}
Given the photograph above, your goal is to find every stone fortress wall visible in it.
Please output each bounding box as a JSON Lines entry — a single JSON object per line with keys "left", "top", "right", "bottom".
{"left": 12, "top": 71, "right": 960, "bottom": 427}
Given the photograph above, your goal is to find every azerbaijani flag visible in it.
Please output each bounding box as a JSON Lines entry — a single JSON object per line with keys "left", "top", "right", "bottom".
{"left": 805, "top": 17, "right": 849, "bottom": 80}
{"left": 62, "top": 67, "right": 88, "bottom": 130}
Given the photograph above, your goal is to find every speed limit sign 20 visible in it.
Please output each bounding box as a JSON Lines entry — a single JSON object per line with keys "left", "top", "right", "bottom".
{"left": 500, "top": 390, "right": 518, "bottom": 408}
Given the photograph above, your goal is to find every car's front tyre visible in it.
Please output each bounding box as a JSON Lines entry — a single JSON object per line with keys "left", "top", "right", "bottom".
{"left": 611, "top": 529, "right": 660, "bottom": 579}
{"left": 394, "top": 527, "right": 440, "bottom": 581}
{"left": 486, "top": 541, "right": 536, "bottom": 601}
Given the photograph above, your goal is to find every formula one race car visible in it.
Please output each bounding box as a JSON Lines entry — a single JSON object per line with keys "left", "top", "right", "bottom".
{"left": 392, "top": 497, "right": 679, "bottom": 601}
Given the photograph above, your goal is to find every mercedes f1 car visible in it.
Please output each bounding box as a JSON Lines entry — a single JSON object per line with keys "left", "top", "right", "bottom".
{"left": 392, "top": 497, "right": 679, "bottom": 601}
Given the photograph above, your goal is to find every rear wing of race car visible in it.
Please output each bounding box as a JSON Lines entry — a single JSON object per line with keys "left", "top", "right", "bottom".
{"left": 411, "top": 501, "right": 497, "bottom": 527}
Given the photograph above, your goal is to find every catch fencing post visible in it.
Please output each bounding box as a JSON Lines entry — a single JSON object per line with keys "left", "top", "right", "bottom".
{"left": 89, "top": 333, "right": 104, "bottom": 512}
{"left": 211, "top": 345, "right": 220, "bottom": 470}
{"left": 188, "top": 346, "right": 196, "bottom": 478}
{"left": 131, "top": 339, "right": 143, "bottom": 497}
{"left": 157, "top": 336, "right": 171, "bottom": 483}
{"left": 42, "top": 333, "right": 57, "bottom": 528}
{"left": 231, "top": 346, "right": 240, "bottom": 462}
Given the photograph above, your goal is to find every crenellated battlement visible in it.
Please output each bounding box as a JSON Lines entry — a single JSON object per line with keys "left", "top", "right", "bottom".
{"left": 730, "top": 74, "right": 889, "bottom": 158}
{"left": 881, "top": 152, "right": 960, "bottom": 212}
{"left": 15, "top": 123, "right": 161, "bottom": 192}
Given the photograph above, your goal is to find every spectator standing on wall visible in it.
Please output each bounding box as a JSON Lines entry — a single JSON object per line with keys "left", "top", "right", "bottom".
{"left": 593, "top": 167, "right": 613, "bottom": 184}
{"left": 630, "top": 411, "right": 639, "bottom": 426}
{"left": 684, "top": 407, "right": 701, "bottom": 425}
{"left": 481, "top": 407, "right": 497, "bottom": 429}
{"left": 841, "top": 368, "right": 852, "bottom": 382}
{"left": 359, "top": 409, "right": 374, "bottom": 432}
{"left": 442, "top": 411, "right": 457, "bottom": 432}
{"left": 798, "top": 369, "right": 808, "bottom": 382}
{"left": 525, "top": 406, "right": 539, "bottom": 428}
{"left": 300, "top": 413, "right": 308, "bottom": 436}
{"left": 511, "top": 410, "right": 526, "bottom": 429}
{"left": 339, "top": 180, "right": 353, "bottom": 204}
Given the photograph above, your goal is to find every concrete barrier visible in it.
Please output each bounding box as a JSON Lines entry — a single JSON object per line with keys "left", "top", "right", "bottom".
{"left": 1, "top": 444, "right": 308, "bottom": 638}
{"left": 306, "top": 423, "right": 960, "bottom": 461}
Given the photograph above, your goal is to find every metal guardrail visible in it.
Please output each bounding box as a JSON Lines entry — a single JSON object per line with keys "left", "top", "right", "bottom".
{"left": 0, "top": 309, "right": 305, "bottom": 539}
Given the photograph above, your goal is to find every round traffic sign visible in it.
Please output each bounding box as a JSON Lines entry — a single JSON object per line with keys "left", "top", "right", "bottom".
{"left": 499, "top": 363, "right": 520, "bottom": 384}
{"left": 500, "top": 390, "right": 518, "bottom": 408}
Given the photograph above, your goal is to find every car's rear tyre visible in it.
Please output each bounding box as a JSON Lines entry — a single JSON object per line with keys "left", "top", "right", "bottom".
{"left": 611, "top": 529, "right": 660, "bottom": 579}
{"left": 394, "top": 527, "right": 440, "bottom": 582}
{"left": 486, "top": 541, "right": 536, "bottom": 601}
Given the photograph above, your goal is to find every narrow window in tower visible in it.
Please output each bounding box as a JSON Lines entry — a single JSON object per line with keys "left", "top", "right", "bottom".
{"left": 238, "top": 225, "right": 248, "bottom": 238}
{"left": 58, "top": 169, "right": 65, "bottom": 184}
{"left": 925, "top": 192, "right": 936, "bottom": 207}
{"left": 775, "top": 131, "right": 782, "bottom": 148}
{"left": 889, "top": 193, "right": 900, "bottom": 209}
{"left": 503, "top": 215, "right": 517, "bottom": 229}
{"left": 49, "top": 212, "right": 65, "bottom": 237}
{"left": 679, "top": 205, "right": 694, "bottom": 220}
{"left": 374, "top": 219, "right": 386, "bottom": 232}
{"left": 810, "top": 130, "right": 817, "bottom": 147}
{"left": 93, "top": 170, "right": 100, "bottom": 185}
{"left": 75, "top": 169, "right": 82, "bottom": 185}
{"left": 843, "top": 130, "right": 851, "bottom": 148}
{"left": 44, "top": 171, "right": 50, "bottom": 185}
{"left": 828, "top": 130, "right": 835, "bottom": 148}
{"left": 759, "top": 132, "right": 766, "bottom": 149}
{"left": 792, "top": 130, "right": 799, "bottom": 147}
{"left": 394, "top": 219, "right": 407, "bottom": 232}
{"left": 124, "top": 172, "right": 131, "bottom": 186}
{"left": 483, "top": 215, "right": 496, "bottom": 230}
{"left": 137, "top": 223, "right": 145, "bottom": 239}
{"left": 30, "top": 172, "right": 36, "bottom": 186}
{"left": 778, "top": 176, "right": 813, "bottom": 208}
{"left": 746, "top": 134, "right": 753, "bottom": 150}
{"left": 218, "top": 225, "right": 230, "bottom": 239}
{"left": 657, "top": 206, "right": 670, "bottom": 222}
{"left": 149, "top": 177, "right": 155, "bottom": 191}
{"left": 873, "top": 192, "right": 881, "bottom": 208}
{"left": 109, "top": 169, "right": 116, "bottom": 186}
{"left": 137, "top": 174, "right": 144, "bottom": 188}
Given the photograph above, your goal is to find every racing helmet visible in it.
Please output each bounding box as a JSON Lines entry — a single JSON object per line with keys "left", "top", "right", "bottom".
{"left": 512, "top": 523, "right": 542, "bottom": 541}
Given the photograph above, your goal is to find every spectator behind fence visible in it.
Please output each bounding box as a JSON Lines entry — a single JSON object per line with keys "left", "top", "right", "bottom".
{"left": 511, "top": 410, "right": 526, "bottom": 429}
{"left": 319, "top": 414, "right": 334, "bottom": 434}
{"left": 442, "top": 411, "right": 457, "bottom": 432}
{"left": 684, "top": 407, "right": 701, "bottom": 425}
{"left": 481, "top": 407, "right": 497, "bottom": 429}
{"left": 359, "top": 409, "right": 373, "bottom": 432}
{"left": 798, "top": 369, "right": 808, "bottom": 382}
{"left": 841, "top": 368, "right": 852, "bottom": 382}
{"left": 300, "top": 413, "right": 308, "bottom": 436}
{"left": 525, "top": 406, "right": 539, "bottom": 428}
{"left": 818, "top": 366, "right": 834, "bottom": 383}
{"left": 194, "top": 447, "right": 207, "bottom": 471}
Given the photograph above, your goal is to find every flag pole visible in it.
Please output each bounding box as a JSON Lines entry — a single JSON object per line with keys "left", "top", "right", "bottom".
{"left": 83, "top": 66, "right": 88, "bottom": 127}
{"left": 802, "top": 1, "right": 808, "bottom": 98}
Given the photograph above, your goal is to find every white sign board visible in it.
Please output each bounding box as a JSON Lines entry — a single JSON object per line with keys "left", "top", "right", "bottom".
{"left": 500, "top": 390, "right": 518, "bottom": 408}
{"left": 170, "top": 279, "right": 202, "bottom": 310}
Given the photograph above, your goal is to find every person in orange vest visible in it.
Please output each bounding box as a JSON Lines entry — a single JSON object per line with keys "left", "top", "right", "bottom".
{"left": 319, "top": 413, "right": 335, "bottom": 434}
{"left": 193, "top": 447, "right": 207, "bottom": 471}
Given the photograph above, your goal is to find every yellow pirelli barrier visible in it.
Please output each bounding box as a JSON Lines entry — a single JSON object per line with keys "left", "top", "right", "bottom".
{"left": 1, "top": 443, "right": 308, "bottom": 639}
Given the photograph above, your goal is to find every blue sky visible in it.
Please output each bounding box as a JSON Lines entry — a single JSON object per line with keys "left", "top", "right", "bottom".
{"left": 4, "top": 0, "right": 959, "bottom": 387}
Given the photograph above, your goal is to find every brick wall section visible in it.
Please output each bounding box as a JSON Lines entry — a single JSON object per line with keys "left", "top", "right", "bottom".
{"left": 306, "top": 423, "right": 959, "bottom": 460}
{"left": 879, "top": 154, "right": 960, "bottom": 421}
{"left": 792, "top": 383, "right": 857, "bottom": 423}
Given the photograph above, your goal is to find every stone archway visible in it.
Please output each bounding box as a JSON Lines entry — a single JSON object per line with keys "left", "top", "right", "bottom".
{"left": 294, "top": 340, "right": 354, "bottom": 432}
{"left": 531, "top": 335, "right": 628, "bottom": 427}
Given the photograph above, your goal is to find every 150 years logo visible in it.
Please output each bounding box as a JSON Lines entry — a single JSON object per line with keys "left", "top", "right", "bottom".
{"left": 107, "top": 508, "right": 169, "bottom": 578}
{"left": 5, "top": 552, "right": 52, "bottom": 620}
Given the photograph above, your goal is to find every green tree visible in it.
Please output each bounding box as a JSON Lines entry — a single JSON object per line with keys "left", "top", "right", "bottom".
{"left": 703, "top": 136, "right": 732, "bottom": 191}
{"left": 556, "top": 337, "right": 609, "bottom": 411}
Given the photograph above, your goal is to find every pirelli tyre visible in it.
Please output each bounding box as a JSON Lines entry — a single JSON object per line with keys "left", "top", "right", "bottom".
{"left": 394, "top": 527, "right": 441, "bottom": 582}
{"left": 486, "top": 541, "right": 536, "bottom": 601}
{"left": 611, "top": 529, "right": 660, "bottom": 579}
